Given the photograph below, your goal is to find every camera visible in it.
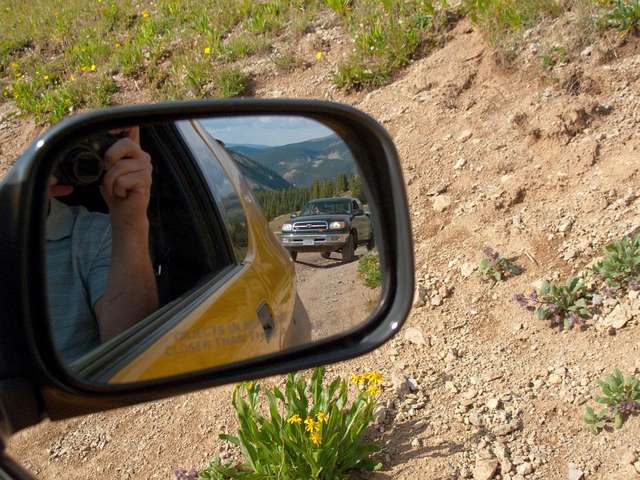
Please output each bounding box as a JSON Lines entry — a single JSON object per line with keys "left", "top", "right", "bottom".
{"left": 52, "top": 132, "right": 125, "bottom": 186}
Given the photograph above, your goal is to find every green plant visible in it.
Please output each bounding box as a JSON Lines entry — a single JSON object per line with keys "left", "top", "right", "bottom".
{"left": 324, "top": 0, "right": 352, "bottom": 15}
{"left": 583, "top": 369, "right": 640, "bottom": 434}
{"left": 539, "top": 45, "right": 567, "bottom": 69}
{"left": 358, "top": 253, "right": 381, "bottom": 289}
{"left": 215, "top": 67, "right": 250, "bottom": 97}
{"left": 603, "top": 0, "right": 640, "bottom": 33}
{"left": 478, "top": 247, "right": 522, "bottom": 285}
{"left": 515, "top": 276, "right": 593, "bottom": 330}
{"left": 200, "top": 368, "right": 383, "bottom": 479}
{"left": 593, "top": 234, "right": 640, "bottom": 290}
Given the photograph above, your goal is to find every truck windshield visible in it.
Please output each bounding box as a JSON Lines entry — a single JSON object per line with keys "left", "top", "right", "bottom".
{"left": 300, "top": 199, "right": 351, "bottom": 215}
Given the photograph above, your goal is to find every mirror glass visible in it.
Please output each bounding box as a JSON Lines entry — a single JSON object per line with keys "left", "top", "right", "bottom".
{"left": 43, "top": 115, "right": 382, "bottom": 385}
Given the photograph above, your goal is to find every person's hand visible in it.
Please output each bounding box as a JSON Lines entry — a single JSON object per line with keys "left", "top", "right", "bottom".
{"left": 100, "top": 127, "right": 152, "bottom": 229}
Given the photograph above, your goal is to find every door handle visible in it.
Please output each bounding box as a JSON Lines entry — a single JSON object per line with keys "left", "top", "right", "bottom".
{"left": 257, "top": 303, "right": 274, "bottom": 341}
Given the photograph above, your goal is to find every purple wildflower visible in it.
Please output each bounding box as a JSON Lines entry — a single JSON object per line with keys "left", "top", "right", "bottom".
{"left": 629, "top": 280, "right": 640, "bottom": 291}
{"left": 548, "top": 303, "right": 557, "bottom": 314}
{"left": 529, "top": 291, "right": 539, "bottom": 302}
{"left": 514, "top": 293, "right": 528, "bottom": 308}
{"left": 603, "top": 287, "right": 618, "bottom": 298}
{"left": 618, "top": 401, "right": 639, "bottom": 416}
{"left": 175, "top": 468, "right": 198, "bottom": 480}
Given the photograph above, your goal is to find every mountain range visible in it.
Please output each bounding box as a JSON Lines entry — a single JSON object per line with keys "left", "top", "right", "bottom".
{"left": 227, "top": 134, "right": 356, "bottom": 188}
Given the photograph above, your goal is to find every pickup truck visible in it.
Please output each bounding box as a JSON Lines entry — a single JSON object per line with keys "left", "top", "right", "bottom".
{"left": 280, "top": 197, "right": 374, "bottom": 262}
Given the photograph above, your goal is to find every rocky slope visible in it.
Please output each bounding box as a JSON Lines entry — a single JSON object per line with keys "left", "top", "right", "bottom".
{"left": 3, "top": 16, "right": 640, "bottom": 480}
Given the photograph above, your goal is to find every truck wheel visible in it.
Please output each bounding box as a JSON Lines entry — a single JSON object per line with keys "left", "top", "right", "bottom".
{"left": 342, "top": 233, "right": 355, "bottom": 263}
{"left": 290, "top": 251, "right": 298, "bottom": 262}
{"left": 321, "top": 251, "right": 331, "bottom": 259}
{"left": 366, "top": 235, "right": 375, "bottom": 251}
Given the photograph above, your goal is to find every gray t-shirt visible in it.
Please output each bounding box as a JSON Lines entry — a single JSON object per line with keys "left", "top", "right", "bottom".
{"left": 46, "top": 198, "right": 111, "bottom": 362}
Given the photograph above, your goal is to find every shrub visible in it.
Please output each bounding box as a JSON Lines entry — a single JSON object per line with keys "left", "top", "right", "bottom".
{"left": 358, "top": 253, "right": 382, "bottom": 289}
{"left": 215, "top": 67, "right": 250, "bottom": 97}
{"left": 593, "top": 234, "right": 640, "bottom": 291}
{"left": 603, "top": 0, "right": 640, "bottom": 33}
{"left": 464, "top": 0, "right": 563, "bottom": 44}
{"left": 514, "top": 276, "right": 593, "bottom": 330}
{"left": 478, "top": 247, "right": 522, "bottom": 285}
{"left": 583, "top": 369, "right": 640, "bottom": 434}
{"left": 200, "top": 368, "right": 383, "bottom": 479}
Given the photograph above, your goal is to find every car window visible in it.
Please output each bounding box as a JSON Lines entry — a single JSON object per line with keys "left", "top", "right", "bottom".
{"left": 175, "top": 121, "right": 249, "bottom": 262}
{"left": 352, "top": 200, "right": 359, "bottom": 212}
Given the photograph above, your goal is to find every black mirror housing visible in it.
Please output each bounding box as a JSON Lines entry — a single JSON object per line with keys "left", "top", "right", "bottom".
{"left": 0, "top": 99, "right": 413, "bottom": 430}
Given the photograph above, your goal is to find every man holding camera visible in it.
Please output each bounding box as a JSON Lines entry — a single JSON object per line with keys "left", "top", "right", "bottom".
{"left": 47, "top": 127, "right": 159, "bottom": 362}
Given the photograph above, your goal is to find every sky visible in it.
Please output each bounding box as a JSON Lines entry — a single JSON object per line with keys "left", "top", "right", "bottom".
{"left": 201, "top": 115, "right": 336, "bottom": 147}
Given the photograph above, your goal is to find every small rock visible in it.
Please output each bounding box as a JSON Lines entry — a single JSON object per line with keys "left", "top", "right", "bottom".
{"left": 604, "top": 303, "right": 633, "bottom": 329}
{"left": 445, "top": 381, "right": 459, "bottom": 393}
{"left": 461, "top": 262, "right": 477, "bottom": 278}
{"left": 567, "top": 463, "right": 584, "bottom": 480}
{"left": 474, "top": 458, "right": 499, "bottom": 480}
{"left": 431, "top": 295, "right": 443, "bottom": 306}
{"left": 634, "top": 461, "right": 640, "bottom": 474}
{"left": 516, "top": 462, "right": 533, "bottom": 475}
{"left": 404, "top": 326, "right": 427, "bottom": 346}
{"left": 391, "top": 373, "right": 411, "bottom": 396}
{"left": 411, "top": 438, "right": 421, "bottom": 448}
{"left": 455, "top": 158, "right": 468, "bottom": 170}
{"left": 463, "top": 389, "right": 478, "bottom": 400}
{"left": 548, "top": 374, "right": 563, "bottom": 385}
{"left": 438, "top": 285, "right": 451, "bottom": 298}
{"left": 413, "top": 285, "right": 427, "bottom": 307}
{"left": 407, "top": 377, "right": 420, "bottom": 392}
{"left": 486, "top": 398, "right": 500, "bottom": 410}
{"left": 458, "top": 130, "right": 473, "bottom": 143}
{"left": 433, "top": 195, "right": 452, "bottom": 212}
{"left": 580, "top": 46, "right": 593, "bottom": 57}
{"left": 373, "top": 405, "right": 388, "bottom": 425}
{"left": 494, "top": 421, "right": 522, "bottom": 437}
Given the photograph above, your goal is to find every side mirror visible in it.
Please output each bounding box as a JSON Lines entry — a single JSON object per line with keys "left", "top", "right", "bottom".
{"left": 290, "top": 213, "right": 298, "bottom": 219}
{"left": 0, "top": 99, "right": 413, "bottom": 427}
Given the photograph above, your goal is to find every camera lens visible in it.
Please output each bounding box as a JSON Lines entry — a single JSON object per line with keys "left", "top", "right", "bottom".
{"left": 61, "top": 147, "right": 105, "bottom": 186}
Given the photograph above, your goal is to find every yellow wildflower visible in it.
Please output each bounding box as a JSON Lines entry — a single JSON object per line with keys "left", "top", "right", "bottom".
{"left": 367, "top": 384, "right": 381, "bottom": 397}
{"left": 90, "top": 64, "right": 97, "bottom": 71}
{"left": 309, "top": 431, "right": 322, "bottom": 446}
{"left": 315, "top": 51, "right": 322, "bottom": 61}
{"left": 141, "top": 10, "right": 150, "bottom": 18}
{"left": 316, "top": 411, "right": 328, "bottom": 424}
{"left": 69, "top": 75, "right": 76, "bottom": 81}
{"left": 304, "top": 417, "right": 318, "bottom": 433}
{"left": 115, "top": 42, "right": 121, "bottom": 49}
{"left": 351, "top": 374, "right": 365, "bottom": 385}
{"left": 10, "top": 62, "right": 19, "bottom": 70}
{"left": 365, "top": 371, "right": 383, "bottom": 385}
{"left": 287, "top": 414, "right": 302, "bottom": 425}
{"left": 43, "top": 75, "right": 49, "bottom": 81}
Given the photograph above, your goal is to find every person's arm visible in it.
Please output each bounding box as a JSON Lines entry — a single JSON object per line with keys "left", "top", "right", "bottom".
{"left": 95, "top": 127, "right": 159, "bottom": 342}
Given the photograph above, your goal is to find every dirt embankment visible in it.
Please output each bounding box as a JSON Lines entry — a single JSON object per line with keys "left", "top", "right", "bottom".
{"left": 4, "top": 16, "right": 640, "bottom": 480}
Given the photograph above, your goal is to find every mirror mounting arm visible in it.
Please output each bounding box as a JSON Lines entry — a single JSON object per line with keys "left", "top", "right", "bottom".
{"left": 0, "top": 379, "right": 42, "bottom": 440}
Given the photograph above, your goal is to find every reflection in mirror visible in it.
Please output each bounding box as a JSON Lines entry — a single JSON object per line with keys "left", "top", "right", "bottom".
{"left": 44, "top": 115, "right": 382, "bottom": 385}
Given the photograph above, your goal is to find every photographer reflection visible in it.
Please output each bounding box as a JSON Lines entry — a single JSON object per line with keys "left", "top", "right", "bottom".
{"left": 47, "top": 127, "right": 159, "bottom": 362}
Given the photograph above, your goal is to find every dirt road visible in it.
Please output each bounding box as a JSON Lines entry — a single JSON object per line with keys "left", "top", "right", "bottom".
{"left": 293, "top": 247, "right": 380, "bottom": 341}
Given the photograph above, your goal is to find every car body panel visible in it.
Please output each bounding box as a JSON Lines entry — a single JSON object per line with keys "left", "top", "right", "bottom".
{"left": 108, "top": 121, "right": 296, "bottom": 383}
